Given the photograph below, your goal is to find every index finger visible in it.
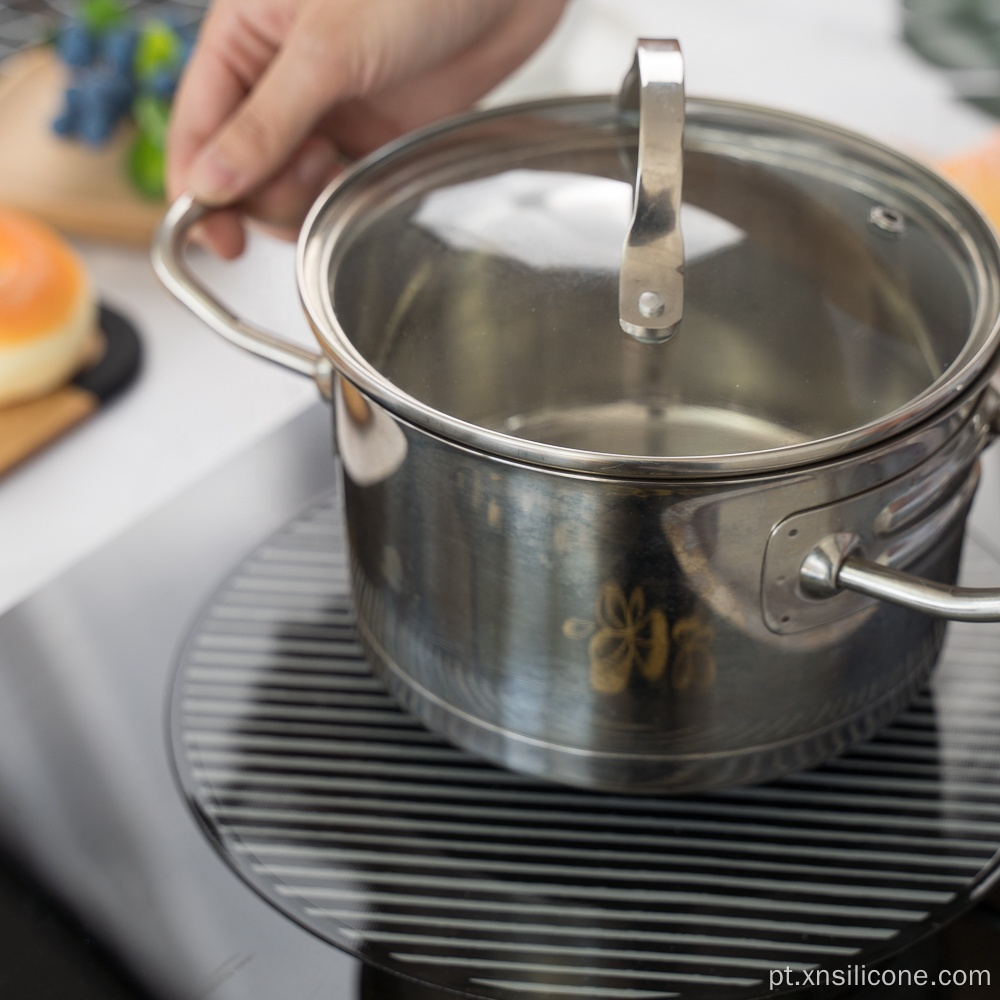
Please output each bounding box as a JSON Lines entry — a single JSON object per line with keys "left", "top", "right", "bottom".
{"left": 166, "top": 15, "right": 257, "bottom": 200}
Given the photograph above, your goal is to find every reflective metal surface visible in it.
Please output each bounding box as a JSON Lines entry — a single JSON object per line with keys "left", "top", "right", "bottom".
{"left": 617, "top": 39, "right": 686, "bottom": 343}
{"left": 790, "top": 394, "right": 1000, "bottom": 622}
{"left": 814, "top": 554, "right": 1000, "bottom": 621}
{"left": 152, "top": 195, "right": 333, "bottom": 400}
{"left": 763, "top": 398, "right": 995, "bottom": 633}
{"left": 158, "top": 171, "right": 1000, "bottom": 794}
{"left": 339, "top": 383, "right": 998, "bottom": 792}
{"left": 296, "top": 96, "right": 1000, "bottom": 477}
{"left": 154, "top": 59, "right": 1000, "bottom": 792}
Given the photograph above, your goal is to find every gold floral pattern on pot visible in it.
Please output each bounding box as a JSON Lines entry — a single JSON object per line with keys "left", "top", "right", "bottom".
{"left": 670, "top": 617, "right": 717, "bottom": 691}
{"left": 563, "top": 584, "right": 716, "bottom": 695}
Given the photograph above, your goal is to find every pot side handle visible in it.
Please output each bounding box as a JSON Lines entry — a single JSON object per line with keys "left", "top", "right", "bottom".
{"left": 801, "top": 542, "right": 1000, "bottom": 622}
{"left": 152, "top": 193, "right": 332, "bottom": 398}
{"left": 799, "top": 383, "right": 1000, "bottom": 622}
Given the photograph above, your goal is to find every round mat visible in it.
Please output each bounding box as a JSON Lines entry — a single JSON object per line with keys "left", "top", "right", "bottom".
{"left": 170, "top": 488, "right": 1000, "bottom": 1000}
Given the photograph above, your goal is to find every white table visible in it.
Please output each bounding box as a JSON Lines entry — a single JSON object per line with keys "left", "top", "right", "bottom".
{"left": 1, "top": 0, "right": 997, "bottom": 615}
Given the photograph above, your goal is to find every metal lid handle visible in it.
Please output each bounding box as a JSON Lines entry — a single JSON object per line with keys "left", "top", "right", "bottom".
{"left": 618, "top": 39, "right": 685, "bottom": 344}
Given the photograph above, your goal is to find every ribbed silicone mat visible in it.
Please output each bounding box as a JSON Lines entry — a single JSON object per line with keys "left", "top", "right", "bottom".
{"left": 171, "top": 490, "right": 1000, "bottom": 1000}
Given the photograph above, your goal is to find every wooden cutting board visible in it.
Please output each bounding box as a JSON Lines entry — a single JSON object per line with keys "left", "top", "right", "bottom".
{"left": 0, "top": 47, "right": 164, "bottom": 245}
{"left": 0, "top": 306, "right": 142, "bottom": 476}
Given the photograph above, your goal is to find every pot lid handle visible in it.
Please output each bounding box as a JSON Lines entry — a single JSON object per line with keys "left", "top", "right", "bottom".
{"left": 618, "top": 39, "right": 685, "bottom": 344}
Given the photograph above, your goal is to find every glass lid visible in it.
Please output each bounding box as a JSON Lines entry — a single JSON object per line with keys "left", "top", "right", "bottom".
{"left": 298, "top": 41, "right": 1000, "bottom": 478}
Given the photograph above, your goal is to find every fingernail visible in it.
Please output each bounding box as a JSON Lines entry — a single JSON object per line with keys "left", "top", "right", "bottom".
{"left": 297, "top": 141, "right": 339, "bottom": 187}
{"left": 189, "top": 147, "right": 243, "bottom": 204}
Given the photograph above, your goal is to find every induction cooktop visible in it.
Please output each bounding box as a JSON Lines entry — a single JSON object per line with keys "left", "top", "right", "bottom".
{"left": 3, "top": 403, "right": 1000, "bottom": 1000}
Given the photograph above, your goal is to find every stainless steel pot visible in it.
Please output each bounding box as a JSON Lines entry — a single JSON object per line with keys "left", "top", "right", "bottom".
{"left": 154, "top": 41, "right": 1000, "bottom": 793}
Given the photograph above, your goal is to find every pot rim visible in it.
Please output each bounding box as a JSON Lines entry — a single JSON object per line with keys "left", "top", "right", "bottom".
{"left": 297, "top": 94, "right": 1000, "bottom": 480}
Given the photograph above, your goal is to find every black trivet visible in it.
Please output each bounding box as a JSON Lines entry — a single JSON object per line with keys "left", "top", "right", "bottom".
{"left": 170, "top": 489, "right": 1000, "bottom": 1000}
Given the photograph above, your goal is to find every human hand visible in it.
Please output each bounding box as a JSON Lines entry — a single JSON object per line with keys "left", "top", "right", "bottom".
{"left": 167, "top": 0, "right": 567, "bottom": 257}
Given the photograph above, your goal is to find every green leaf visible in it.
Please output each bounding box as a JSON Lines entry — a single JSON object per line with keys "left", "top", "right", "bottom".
{"left": 131, "top": 93, "right": 170, "bottom": 147}
{"left": 80, "top": 0, "right": 126, "bottom": 34}
{"left": 134, "top": 20, "right": 181, "bottom": 80}
{"left": 127, "top": 132, "right": 165, "bottom": 200}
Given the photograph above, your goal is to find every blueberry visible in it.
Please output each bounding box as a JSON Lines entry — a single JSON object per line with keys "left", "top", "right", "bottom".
{"left": 65, "top": 84, "right": 85, "bottom": 116}
{"left": 51, "top": 106, "right": 78, "bottom": 137}
{"left": 69, "top": 68, "right": 133, "bottom": 145}
{"left": 78, "top": 106, "right": 116, "bottom": 146}
{"left": 101, "top": 27, "right": 138, "bottom": 76}
{"left": 95, "top": 73, "right": 133, "bottom": 117}
{"left": 147, "top": 68, "right": 178, "bottom": 101}
{"left": 56, "top": 22, "right": 96, "bottom": 68}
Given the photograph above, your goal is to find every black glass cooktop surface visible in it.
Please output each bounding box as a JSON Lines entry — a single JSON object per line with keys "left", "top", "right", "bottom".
{"left": 2, "top": 404, "right": 1000, "bottom": 999}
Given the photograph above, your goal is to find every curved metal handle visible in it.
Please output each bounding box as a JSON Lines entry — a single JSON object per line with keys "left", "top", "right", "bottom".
{"left": 618, "top": 39, "right": 685, "bottom": 344}
{"left": 801, "top": 541, "right": 1000, "bottom": 622}
{"left": 152, "top": 193, "right": 332, "bottom": 397}
{"left": 837, "top": 558, "right": 1000, "bottom": 621}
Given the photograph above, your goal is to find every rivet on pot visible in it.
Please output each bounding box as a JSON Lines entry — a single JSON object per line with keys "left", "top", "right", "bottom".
{"left": 869, "top": 205, "right": 906, "bottom": 237}
{"left": 639, "top": 291, "right": 666, "bottom": 319}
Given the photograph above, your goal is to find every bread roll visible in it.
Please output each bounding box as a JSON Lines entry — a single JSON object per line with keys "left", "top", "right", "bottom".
{"left": 0, "top": 208, "right": 97, "bottom": 407}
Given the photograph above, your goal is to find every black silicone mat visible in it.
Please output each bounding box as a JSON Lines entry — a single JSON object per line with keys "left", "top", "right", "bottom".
{"left": 171, "top": 489, "right": 1000, "bottom": 1000}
